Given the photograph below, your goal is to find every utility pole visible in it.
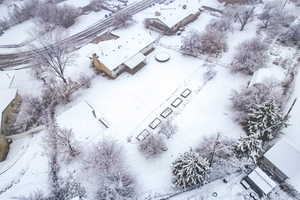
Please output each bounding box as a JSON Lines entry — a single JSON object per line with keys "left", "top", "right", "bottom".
{"left": 209, "top": 133, "right": 220, "bottom": 167}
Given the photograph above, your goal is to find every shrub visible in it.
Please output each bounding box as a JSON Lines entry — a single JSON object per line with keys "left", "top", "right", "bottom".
{"left": 138, "top": 134, "right": 167, "bottom": 158}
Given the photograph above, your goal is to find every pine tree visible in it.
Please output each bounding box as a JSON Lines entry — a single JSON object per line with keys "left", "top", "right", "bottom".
{"left": 235, "top": 134, "right": 263, "bottom": 162}
{"left": 246, "top": 101, "right": 287, "bottom": 141}
{"left": 172, "top": 149, "right": 210, "bottom": 189}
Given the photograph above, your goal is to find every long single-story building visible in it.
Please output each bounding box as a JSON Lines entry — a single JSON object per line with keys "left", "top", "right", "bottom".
{"left": 144, "top": 0, "right": 201, "bottom": 35}
{"left": 90, "top": 29, "right": 156, "bottom": 79}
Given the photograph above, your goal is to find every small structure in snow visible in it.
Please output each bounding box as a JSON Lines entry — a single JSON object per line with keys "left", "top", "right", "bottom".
{"left": 244, "top": 167, "right": 277, "bottom": 197}
{"left": 144, "top": 0, "right": 201, "bottom": 35}
{"left": 248, "top": 66, "right": 286, "bottom": 88}
{"left": 155, "top": 52, "right": 170, "bottom": 62}
{"left": 90, "top": 30, "right": 155, "bottom": 79}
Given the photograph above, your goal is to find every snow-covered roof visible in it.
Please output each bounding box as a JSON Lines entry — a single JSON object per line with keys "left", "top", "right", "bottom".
{"left": 146, "top": 0, "right": 201, "bottom": 28}
{"left": 0, "top": 71, "right": 15, "bottom": 89}
{"left": 249, "top": 66, "right": 286, "bottom": 87}
{"left": 248, "top": 167, "right": 277, "bottom": 195}
{"left": 124, "top": 52, "right": 146, "bottom": 70}
{"left": 83, "top": 29, "right": 155, "bottom": 71}
{"left": 264, "top": 139, "right": 300, "bottom": 190}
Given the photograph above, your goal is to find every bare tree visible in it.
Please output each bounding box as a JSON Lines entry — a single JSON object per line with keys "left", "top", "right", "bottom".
{"left": 54, "top": 128, "right": 80, "bottom": 160}
{"left": 31, "top": 31, "right": 73, "bottom": 84}
{"left": 231, "top": 38, "right": 268, "bottom": 74}
{"left": 236, "top": 6, "right": 255, "bottom": 31}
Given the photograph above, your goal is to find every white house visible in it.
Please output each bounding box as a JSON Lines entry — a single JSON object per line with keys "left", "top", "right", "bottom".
{"left": 89, "top": 29, "right": 156, "bottom": 78}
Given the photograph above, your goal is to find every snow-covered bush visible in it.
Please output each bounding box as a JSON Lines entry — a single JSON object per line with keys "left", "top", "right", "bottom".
{"left": 35, "top": 3, "right": 79, "bottom": 29}
{"left": 231, "top": 38, "right": 268, "bottom": 75}
{"left": 245, "top": 101, "right": 287, "bottom": 141}
{"left": 258, "top": 1, "right": 295, "bottom": 30}
{"left": 0, "top": 19, "right": 9, "bottom": 35}
{"left": 158, "top": 119, "right": 177, "bottom": 139}
{"left": 53, "top": 175, "right": 87, "bottom": 200}
{"left": 172, "top": 149, "right": 210, "bottom": 189}
{"left": 112, "top": 12, "right": 133, "bottom": 28}
{"left": 8, "top": 0, "right": 37, "bottom": 25}
{"left": 181, "top": 30, "right": 227, "bottom": 57}
{"left": 87, "top": 0, "right": 105, "bottom": 12}
{"left": 78, "top": 74, "right": 93, "bottom": 89}
{"left": 56, "top": 5, "right": 80, "bottom": 28}
{"left": 206, "top": 18, "right": 233, "bottom": 33}
{"left": 234, "top": 134, "right": 263, "bottom": 162}
{"left": 89, "top": 139, "right": 124, "bottom": 173}
{"left": 96, "top": 172, "right": 136, "bottom": 200}
{"left": 138, "top": 134, "right": 167, "bottom": 158}
{"left": 89, "top": 139, "right": 136, "bottom": 200}
{"left": 278, "top": 23, "right": 300, "bottom": 46}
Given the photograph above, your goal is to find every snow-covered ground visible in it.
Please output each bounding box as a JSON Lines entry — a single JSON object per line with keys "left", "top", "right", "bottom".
{"left": 0, "top": 0, "right": 300, "bottom": 199}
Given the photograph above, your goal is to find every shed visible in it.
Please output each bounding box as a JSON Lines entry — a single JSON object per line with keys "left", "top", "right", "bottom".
{"left": 245, "top": 167, "right": 277, "bottom": 196}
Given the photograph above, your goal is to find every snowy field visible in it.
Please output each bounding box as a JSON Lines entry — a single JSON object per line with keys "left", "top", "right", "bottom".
{"left": 0, "top": 0, "right": 300, "bottom": 199}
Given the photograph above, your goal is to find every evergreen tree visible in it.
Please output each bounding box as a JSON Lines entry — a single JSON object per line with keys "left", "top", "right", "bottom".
{"left": 172, "top": 150, "right": 210, "bottom": 189}
{"left": 246, "top": 101, "right": 287, "bottom": 141}
{"left": 235, "top": 134, "right": 263, "bottom": 163}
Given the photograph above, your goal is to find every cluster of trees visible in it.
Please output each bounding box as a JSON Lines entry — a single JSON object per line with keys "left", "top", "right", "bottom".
{"left": 0, "top": 0, "right": 80, "bottom": 36}
{"left": 181, "top": 18, "right": 229, "bottom": 57}
{"left": 171, "top": 134, "right": 255, "bottom": 190}
{"left": 230, "top": 80, "right": 290, "bottom": 161}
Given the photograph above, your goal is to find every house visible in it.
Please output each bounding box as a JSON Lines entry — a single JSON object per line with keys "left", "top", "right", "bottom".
{"left": 144, "top": 0, "right": 201, "bottom": 35}
{"left": 0, "top": 71, "right": 21, "bottom": 136}
{"left": 90, "top": 29, "right": 155, "bottom": 79}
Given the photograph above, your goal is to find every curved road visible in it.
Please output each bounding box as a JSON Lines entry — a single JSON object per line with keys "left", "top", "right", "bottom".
{"left": 0, "top": 0, "right": 160, "bottom": 70}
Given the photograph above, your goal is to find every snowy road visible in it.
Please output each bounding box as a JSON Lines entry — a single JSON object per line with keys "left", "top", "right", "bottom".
{"left": 0, "top": 0, "right": 162, "bottom": 70}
